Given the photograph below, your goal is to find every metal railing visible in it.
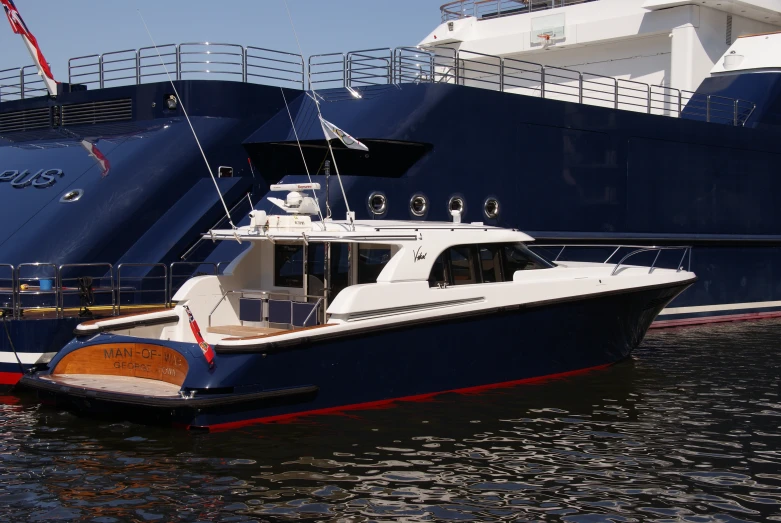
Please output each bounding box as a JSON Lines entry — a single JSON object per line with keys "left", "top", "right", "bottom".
{"left": 0, "top": 65, "right": 49, "bottom": 102}
{"left": 441, "top": 0, "right": 598, "bottom": 22}
{"left": 531, "top": 244, "right": 692, "bottom": 275}
{"left": 116, "top": 263, "right": 168, "bottom": 314}
{"left": 453, "top": 51, "right": 756, "bottom": 126}
{"left": 208, "top": 289, "right": 325, "bottom": 329}
{"left": 3, "top": 42, "right": 755, "bottom": 127}
{"left": 0, "top": 258, "right": 245, "bottom": 319}
{"left": 67, "top": 42, "right": 305, "bottom": 90}
{"left": 58, "top": 263, "right": 115, "bottom": 317}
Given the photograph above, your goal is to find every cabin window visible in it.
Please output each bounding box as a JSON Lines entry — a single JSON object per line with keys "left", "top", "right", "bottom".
{"left": 274, "top": 244, "right": 304, "bottom": 288}
{"left": 429, "top": 253, "right": 448, "bottom": 287}
{"left": 357, "top": 245, "right": 392, "bottom": 284}
{"left": 428, "top": 243, "right": 552, "bottom": 287}
{"left": 502, "top": 243, "right": 552, "bottom": 276}
{"left": 449, "top": 246, "right": 477, "bottom": 285}
{"left": 478, "top": 245, "right": 503, "bottom": 283}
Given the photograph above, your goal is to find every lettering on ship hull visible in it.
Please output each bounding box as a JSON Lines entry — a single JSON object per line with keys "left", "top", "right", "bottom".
{"left": 53, "top": 343, "right": 189, "bottom": 386}
{"left": 0, "top": 169, "right": 63, "bottom": 188}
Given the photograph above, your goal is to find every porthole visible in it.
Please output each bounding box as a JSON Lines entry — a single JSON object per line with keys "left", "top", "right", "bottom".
{"left": 60, "top": 189, "right": 83, "bottom": 203}
{"left": 410, "top": 194, "right": 427, "bottom": 217}
{"left": 484, "top": 198, "right": 500, "bottom": 219}
{"left": 368, "top": 192, "right": 387, "bottom": 215}
{"left": 448, "top": 196, "right": 465, "bottom": 215}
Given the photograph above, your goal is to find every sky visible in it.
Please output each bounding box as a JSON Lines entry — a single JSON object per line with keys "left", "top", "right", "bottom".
{"left": 0, "top": 0, "right": 446, "bottom": 81}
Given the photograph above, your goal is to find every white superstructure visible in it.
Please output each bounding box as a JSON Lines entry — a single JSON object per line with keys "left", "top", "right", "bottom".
{"left": 422, "top": 0, "right": 781, "bottom": 95}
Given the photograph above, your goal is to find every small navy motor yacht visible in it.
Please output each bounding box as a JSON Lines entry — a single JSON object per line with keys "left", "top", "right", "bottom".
{"left": 19, "top": 184, "right": 696, "bottom": 430}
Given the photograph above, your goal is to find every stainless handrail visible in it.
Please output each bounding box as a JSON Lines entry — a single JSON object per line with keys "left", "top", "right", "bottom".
{"left": 0, "top": 264, "right": 14, "bottom": 315}
{"left": 16, "top": 263, "right": 58, "bottom": 315}
{"left": 208, "top": 289, "right": 326, "bottom": 328}
{"left": 441, "top": 0, "right": 599, "bottom": 21}
{"left": 531, "top": 244, "right": 692, "bottom": 275}
{"left": 57, "top": 263, "right": 115, "bottom": 317}
{"left": 7, "top": 41, "right": 755, "bottom": 126}
{"left": 116, "top": 263, "right": 168, "bottom": 314}
{"left": 300, "top": 297, "right": 323, "bottom": 329}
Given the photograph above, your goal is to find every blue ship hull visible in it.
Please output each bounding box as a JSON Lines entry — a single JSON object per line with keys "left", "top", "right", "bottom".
{"left": 3, "top": 45, "right": 781, "bottom": 387}
{"left": 21, "top": 280, "right": 690, "bottom": 429}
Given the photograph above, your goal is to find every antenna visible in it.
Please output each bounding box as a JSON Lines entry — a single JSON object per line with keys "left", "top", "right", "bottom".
{"left": 283, "top": 0, "right": 355, "bottom": 228}
{"left": 137, "top": 10, "right": 241, "bottom": 242}
{"left": 279, "top": 87, "right": 324, "bottom": 222}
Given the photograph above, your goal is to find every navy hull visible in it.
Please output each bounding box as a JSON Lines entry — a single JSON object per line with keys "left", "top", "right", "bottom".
{"left": 234, "top": 79, "right": 781, "bottom": 325}
{"left": 21, "top": 280, "right": 690, "bottom": 429}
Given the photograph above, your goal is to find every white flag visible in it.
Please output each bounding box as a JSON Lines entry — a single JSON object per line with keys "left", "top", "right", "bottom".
{"left": 319, "top": 117, "right": 369, "bottom": 152}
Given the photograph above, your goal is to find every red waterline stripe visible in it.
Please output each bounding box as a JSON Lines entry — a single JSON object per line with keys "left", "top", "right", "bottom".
{"left": 0, "top": 372, "right": 22, "bottom": 386}
{"left": 651, "top": 310, "right": 781, "bottom": 329}
{"left": 203, "top": 363, "right": 612, "bottom": 433}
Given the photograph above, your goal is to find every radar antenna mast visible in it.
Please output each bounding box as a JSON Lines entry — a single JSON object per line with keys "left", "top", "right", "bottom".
{"left": 283, "top": 0, "right": 365, "bottom": 229}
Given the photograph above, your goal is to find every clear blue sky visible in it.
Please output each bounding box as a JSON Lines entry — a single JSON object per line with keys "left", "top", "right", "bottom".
{"left": 1, "top": 0, "right": 445, "bottom": 80}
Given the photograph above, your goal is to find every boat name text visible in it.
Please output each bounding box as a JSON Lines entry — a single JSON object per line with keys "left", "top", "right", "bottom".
{"left": 0, "top": 169, "right": 64, "bottom": 188}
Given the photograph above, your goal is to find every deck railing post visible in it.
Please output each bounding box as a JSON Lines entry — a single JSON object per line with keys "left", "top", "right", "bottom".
{"left": 578, "top": 72, "right": 583, "bottom": 104}
{"left": 99, "top": 55, "right": 104, "bottom": 89}
{"left": 242, "top": 46, "right": 247, "bottom": 82}
{"left": 176, "top": 45, "right": 181, "bottom": 80}
{"left": 733, "top": 99, "right": 739, "bottom": 126}
{"left": 614, "top": 78, "right": 618, "bottom": 109}
{"left": 135, "top": 51, "right": 140, "bottom": 84}
{"left": 18, "top": 67, "right": 24, "bottom": 99}
{"left": 540, "top": 65, "right": 545, "bottom": 98}
{"left": 706, "top": 95, "right": 711, "bottom": 122}
{"left": 647, "top": 84, "right": 651, "bottom": 113}
{"left": 499, "top": 58, "right": 504, "bottom": 92}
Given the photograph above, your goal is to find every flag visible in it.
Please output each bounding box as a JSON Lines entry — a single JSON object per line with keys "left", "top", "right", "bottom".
{"left": 1, "top": 0, "right": 56, "bottom": 84}
{"left": 81, "top": 140, "right": 111, "bottom": 177}
{"left": 319, "top": 116, "right": 369, "bottom": 152}
{"left": 183, "top": 305, "right": 215, "bottom": 368}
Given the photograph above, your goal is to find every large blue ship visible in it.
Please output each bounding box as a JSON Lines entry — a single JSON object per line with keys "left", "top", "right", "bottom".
{"left": 1, "top": 0, "right": 780, "bottom": 385}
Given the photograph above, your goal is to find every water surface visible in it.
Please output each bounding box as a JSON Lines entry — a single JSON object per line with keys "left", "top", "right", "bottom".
{"left": 1, "top": 319, "right": 780, "bottom": 522}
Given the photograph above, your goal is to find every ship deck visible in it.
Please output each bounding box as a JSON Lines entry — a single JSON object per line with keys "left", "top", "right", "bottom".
{"left": 40, "top": 374, "right": 181, "bottom": 397}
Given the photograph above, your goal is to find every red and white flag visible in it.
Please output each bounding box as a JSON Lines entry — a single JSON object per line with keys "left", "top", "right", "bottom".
{"left": 183, "top": 305, "right": 215, "bottom": 368}
{"left": 81, "top": 140, "right": 111, "bottom": 178}
{"left": 1, "top": 0, "right": 57, "bottom": 94}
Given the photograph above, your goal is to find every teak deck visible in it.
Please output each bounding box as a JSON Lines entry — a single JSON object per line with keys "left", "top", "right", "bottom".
{"left": 206, "top": 325, "right": 286, "bottom": 337}
{"left": 41, "top": 374, "right": 181, "bottom": 397}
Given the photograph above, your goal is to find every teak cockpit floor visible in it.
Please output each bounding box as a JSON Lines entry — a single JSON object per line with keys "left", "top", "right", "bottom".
{"left": 40, "top": 374, "right": 181, "bottom": 397}
{"left": 206, "top": 325, "right": 287, "bottom": 337}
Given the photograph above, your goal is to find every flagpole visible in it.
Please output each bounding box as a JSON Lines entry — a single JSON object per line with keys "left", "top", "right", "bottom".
{"left": 283, "top": 0, "right": 354, "bottom": 225}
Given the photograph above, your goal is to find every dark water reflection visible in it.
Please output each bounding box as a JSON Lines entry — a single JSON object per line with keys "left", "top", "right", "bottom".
{"left": 2, "top": 319, "right": 781, "bottom": 522}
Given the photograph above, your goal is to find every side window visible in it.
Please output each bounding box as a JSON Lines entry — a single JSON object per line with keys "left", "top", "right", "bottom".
{"left": 502, "top": 243, "right": 552, "bottom": 279}
{"left": 429, "top": 253, "right": 448, "bottom": 287}
{"left": 428, "top": 243, "right": 550, "bottom": 287}
{"left": 478, "top": 245, "right": 503, "bottom": 283}
{"left": 274, "top": 244, "right": 304, "bottom": 287}
{"left": 357, "top": 244, "right": 392, "bottom": 284}
{"left": 449, "top": 246, "right": 477, "bottom": 285}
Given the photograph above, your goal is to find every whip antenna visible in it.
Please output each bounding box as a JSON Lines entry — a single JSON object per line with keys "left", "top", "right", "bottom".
{"left": 282, "top": 0, "right": 355, "bottom": 225}
{"left": 280, "top": 88, "right": 324, "bottom": 222}
{"left": 137, "top": 10, "right": 241, "bottom": 242}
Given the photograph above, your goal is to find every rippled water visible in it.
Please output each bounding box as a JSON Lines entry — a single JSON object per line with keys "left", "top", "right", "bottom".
{"left": 1, "top": 319, "right": 781, "bottom": 522}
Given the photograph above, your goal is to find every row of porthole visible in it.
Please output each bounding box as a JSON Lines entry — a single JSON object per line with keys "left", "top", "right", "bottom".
{"left": 368, "top": 193, "right": 500, "bottom": 219}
